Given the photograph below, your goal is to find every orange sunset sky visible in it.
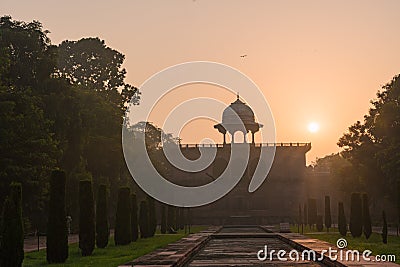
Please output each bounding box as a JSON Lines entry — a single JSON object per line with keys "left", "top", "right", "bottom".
{"left": 3, "top": 0, "right": 400, "bottom": 164}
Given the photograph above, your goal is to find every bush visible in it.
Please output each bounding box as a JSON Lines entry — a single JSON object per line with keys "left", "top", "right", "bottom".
{"left": 147, "top": 196, "right": 156, "bottom": 237}
{"left": 114, "top": 187, "right": 131, "bottom": 245}
{"left": 96, "top": 184, "right": 109, "bottom": 248}
{"left": 316, "top": 215, "right": 323, "bottom": 232}
{"left": 382, "top": 211, "right": 388, "bottom": 244}
{"left": 139, "top": 200, "right": 149, "bottom": 238}
{"left": 350, "top": 193, "right": 363, "bottom": 237}
{"left": 324, "top": 196, "right": 332, "bottom": 232}
{"left": 79, "top": 180, "right": 95, "bottom": 256}
{"left": 362, "top": 193, "right": 372, "bottom": 239}
{"left": 130, "top": 194, "right": 138, "bottom": 242}
{"left": 161, "top": 205, "right": 167, "bottom": 234}
{"left": 338, "top": 202, "right": 347, "bottom": 236}
{"left": 0, "top": 183, "right": 24, "bottom": 267}
{"left": 47, "top": 170, "right": 68, "bottom": 263}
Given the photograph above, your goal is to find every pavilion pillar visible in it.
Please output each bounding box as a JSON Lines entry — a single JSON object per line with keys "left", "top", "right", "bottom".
{"left": 251, "top": 132, "right": 255, "bottom": 144}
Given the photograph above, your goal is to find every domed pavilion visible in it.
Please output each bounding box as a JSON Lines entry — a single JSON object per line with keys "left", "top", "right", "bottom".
{"left": 214, "top": 94, "right": 263, "bottom": 144}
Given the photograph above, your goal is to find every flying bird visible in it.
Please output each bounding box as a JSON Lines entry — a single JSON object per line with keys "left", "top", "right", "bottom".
{"left": 240, "top": 54, "right": 247, "bottom": 58}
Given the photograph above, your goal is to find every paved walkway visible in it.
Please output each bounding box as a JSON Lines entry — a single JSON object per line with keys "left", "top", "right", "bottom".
{"left": 121, "top": 226, "right": 400, "bottom": 267}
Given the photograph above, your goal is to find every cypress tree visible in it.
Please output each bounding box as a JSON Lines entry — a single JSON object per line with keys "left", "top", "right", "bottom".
{"left": 167, "top": 205, "right": 174, "bottom": 233}
{"left": 174, "top": 207, "right": 179, "bottom": 230}
{"left": 139, "top": 200, "right": 149, "bottom": 238}
{"left": 179, "top": 208, "right": 184, "bottom": 230}
{"left": 147, "top": 196, "right": 156, "bottom": 237}
{"left": 0, "top": 183, "right": 24, "bottom": 267}
{"left": 47, "top": 170, "right": 68, "bottom": 263}
{"left": 397, "top": 181, "right": 400, "bottom": 236}
{"left": 130, "top": 193, "right": 139, "bottom": 242}
{"left": 324, "top": 196, "right": 332, "bottom": 232}
{"left": 338, "top": 202, "right": 347, "bottom": 236}
{"left": 161, "top": 205, "right": 167, "bottom": 234}
{"left": 79, "top": 180, "right": 95, "bottom": 256}
{"left": 350, "top": 193, "right": 362, "bottom": 237}
{"left": 382, "top": 211, "right": 388, "bottom": 244}
{"left": 303, "top": 203, "right": 308, "bottom": 228}
{"left": 96, "top": 184, "right": 109, "bottom": 248}
{"left": 316, "top": 215, "right": 323, "bottom": 232}
{"left": 307, "top": 198, "right": 317, "bottom": 228}
{"left": 114, "top": 187, "right": 131, "bottom": 245}
{"left": 362, "top": 193, "right": 372, "bottom": 239}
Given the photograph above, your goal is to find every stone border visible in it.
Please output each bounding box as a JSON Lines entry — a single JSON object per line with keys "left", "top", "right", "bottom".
{"left": 120, "top": 226, "right": 221, "bottom": 267}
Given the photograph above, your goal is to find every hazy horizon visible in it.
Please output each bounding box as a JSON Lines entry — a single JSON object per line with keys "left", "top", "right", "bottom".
{"left": 3, "top": 0, "right": 400, "bottom": 164}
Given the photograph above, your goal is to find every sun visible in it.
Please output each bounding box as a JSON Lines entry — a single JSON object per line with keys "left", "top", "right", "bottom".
{"left": 308, "top": 122, "right": 320, "bottom": 133}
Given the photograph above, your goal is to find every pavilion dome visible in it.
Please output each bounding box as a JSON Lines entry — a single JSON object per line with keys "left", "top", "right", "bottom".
{"left": 222, "top": 97, "right": 256, "bottom": 125}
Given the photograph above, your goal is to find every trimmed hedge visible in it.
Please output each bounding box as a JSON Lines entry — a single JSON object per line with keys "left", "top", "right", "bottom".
{"left": 139, "top": 200, "right": 149, "bottom": 238}
{"left": 130, "top": 193, "right": 138, "bottom": 242}
{"left": 382, "top": 211, "right": 388, "bottom": 244}
{"left": 0, "top": 183, "right": 24, "bottom": 267}
{"left": 114, "top": 187, "right": 131, "bottom": 245}
{"left": 96, "top": 184, "right": 109, "bottom": 248}
{"left": 362, "top": 193, "right": 372, "bottom": 239}
{"left": 349, "top": 193, "right": 362, "bottom": 237}
{"left": 46, "top": 170, "right": 68, "bottom": 263}
{"left": 324, "top": 196, "right": 332, "bottom": 231}
{"left": 147, "top": 196, "right": 156, "bottom": 237}
{"left": 79, "top": 180, "right": 95, "bottom": 256}
{"left": 338, "top": 202, "right": 347, "bottom": 236}
{"left": 161, "top": 205, "right": 167, "bottom": 234}
{"left": 316, "top": 215, "right": 323, "bottom": 232}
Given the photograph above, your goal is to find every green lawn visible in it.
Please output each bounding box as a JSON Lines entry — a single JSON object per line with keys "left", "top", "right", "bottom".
{"left": 24, "top": 226, "right": 206, "bottom": 267}
{"left": 290, "top": 225, "right": 400, "bottom": 264}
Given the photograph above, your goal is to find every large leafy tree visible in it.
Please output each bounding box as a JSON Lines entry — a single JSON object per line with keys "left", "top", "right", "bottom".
{"left": 338, "top": 74, "right": 400, "bottom": 201}
{"left": 56, "top": 37, "right": 139, "bottom": 110}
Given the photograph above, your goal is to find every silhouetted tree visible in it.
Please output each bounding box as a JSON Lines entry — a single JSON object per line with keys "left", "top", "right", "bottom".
{"left": 161, "top": 205, "right": 167, "bottom": 234}
{"left": 139, "top": 201, "right": 149, "bottom": 238}
{"left": 115, "top": 187, "right": 131, "bottom": 245}
{"left": 47, "top": 170, "right": 68, "bottom": 263}
{"left": 382, "top": 211, "right": 388, "bottom": 244}
{"left": 338, "top": 202, "right": 347, "bottom": 236}
{"left": 79, "top": 179, "right": 95, "bottom": 256}
{"left": 130, "top": 194, "right": 138, "bottom": 242}
{"left": 350, "top": 193, "right": 362, "bottom": 237}
{"left": 0, "top": 183, "right": 24, "bottom": 267}
{"left": 316, "top": 215, "right": 323, "bottom": 232}
{"left": 147, "top": 196, "right": 156, "bottom": 237}
{"left": 96, "top": 184, "right": 109, "bottom": 248}
{"left": 324, "top": 196, "right": 332, "bottom": 232}
{"left": 362, "top": 193, "right": 372, "bottom": 239}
